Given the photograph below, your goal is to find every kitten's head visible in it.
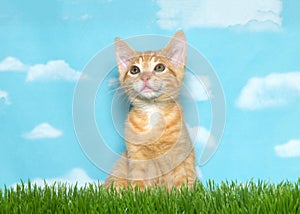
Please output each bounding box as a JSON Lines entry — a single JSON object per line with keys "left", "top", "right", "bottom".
{"left": 115, "top": 31, "right": 186, "bottom": 103}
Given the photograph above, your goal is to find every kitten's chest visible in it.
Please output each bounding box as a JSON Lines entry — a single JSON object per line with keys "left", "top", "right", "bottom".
{"left": 126, "top": 103, "right": 184, "bottom": 157}
{"left": 126, "top": 103, "right": 182, "bottom": 138}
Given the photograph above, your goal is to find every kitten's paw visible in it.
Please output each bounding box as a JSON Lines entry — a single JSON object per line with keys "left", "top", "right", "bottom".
{"left": 104, "top": 177, "right": 128, "bottom": 190}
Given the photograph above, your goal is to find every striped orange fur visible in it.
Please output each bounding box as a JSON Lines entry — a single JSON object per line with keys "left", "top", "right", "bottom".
{"left": 104, "top": 31, "right": 196, "bottom": 190}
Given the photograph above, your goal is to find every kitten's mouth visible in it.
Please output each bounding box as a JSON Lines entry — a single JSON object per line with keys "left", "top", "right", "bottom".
{"left": 137, "top": 85, "right": 161, "bottom": 99}
{"left": 141, "top": 85, "right": 154, "bottom": 93}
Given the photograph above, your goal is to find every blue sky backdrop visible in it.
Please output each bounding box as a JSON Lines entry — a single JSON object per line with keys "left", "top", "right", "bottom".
{"left": 0, "top": 0, "right": 300, "bottom": 187}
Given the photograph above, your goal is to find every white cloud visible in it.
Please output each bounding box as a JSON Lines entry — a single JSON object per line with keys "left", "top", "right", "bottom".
{"left": 187, "top": 125, "right": 218, "bottom": 149}
{"left": 32, "top": 168, "right": 98, "bottom": 188}
{"left": 23, "top": 123, "right": 62, "bottom": 139}
{"left": 26, "top": 60, "right": 81, "bottom": 82}
{"left": 156, "top": 0, "right": 282, "bottom": 31}
{"left": 80, "top": 14, "right": 92, "bottom": 20}
{"left": 62, "top": 15, "right": 70, "bottom": 20}
{"left": 0, "top": 90, "right": 10, "bottom": 105}
{"left": 233, "top": 20, "right": 281, "bottom": 32}
{"left": 183, "top": 72, "right": 211, "bottom": 102}
{"left": 236, "top": 72, "right": 300, "bottom": 110}
{"left": 0, "top": 56, "right": 83, "bottom": 82}
{"left": 188, "top": 125, "right": 217, "bottom": 170}
{"left": 274, "top": 140, "right": 300, "bottom": 158}
{"left": 62, "top": 13, "right": 93, "bottom": 21}
{"left": 12, "top": 168, "right": 99, "bottom": 189}
{"left": 187, "top": 125, "right": 210, "bottom": 145}
{"left": 0, "top": 56, "right": 27, "bottom": 71}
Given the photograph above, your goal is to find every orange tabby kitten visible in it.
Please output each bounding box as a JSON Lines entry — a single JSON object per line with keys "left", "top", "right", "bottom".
{"left": 104, "top": 31, "right": 196, "bottom": 189}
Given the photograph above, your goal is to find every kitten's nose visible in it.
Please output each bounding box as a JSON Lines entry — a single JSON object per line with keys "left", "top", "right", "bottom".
{"left": 141, "top": 73, "right": 151, "bottom": 82}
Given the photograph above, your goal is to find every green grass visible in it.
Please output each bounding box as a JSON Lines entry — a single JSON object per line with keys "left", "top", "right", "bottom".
{"left": 0, "top": 180, "right": 299, "bottom": 213}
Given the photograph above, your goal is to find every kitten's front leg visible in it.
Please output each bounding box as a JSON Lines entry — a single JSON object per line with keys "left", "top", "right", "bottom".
{"left": 127, "top": 159, "right": 149, "bottom": 189}
{"left": 104, "top": 152, "right": 129, "bottom": 189}
{"left": 173, "top": 150, "right": 196, "bottom": 188}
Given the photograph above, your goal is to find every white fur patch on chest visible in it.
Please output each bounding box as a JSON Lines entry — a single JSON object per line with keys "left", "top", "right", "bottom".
{"left": 143, "top": 105, "right": 162, "bottom": 128}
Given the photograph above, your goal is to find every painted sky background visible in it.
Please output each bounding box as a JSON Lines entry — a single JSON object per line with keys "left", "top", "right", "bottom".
{"left": 1, "top": 0, "right": 300, "bottom": 187}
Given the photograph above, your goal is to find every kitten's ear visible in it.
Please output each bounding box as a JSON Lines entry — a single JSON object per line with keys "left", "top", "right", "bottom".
{"left": 162, "top": 30, "right": 187, "bottom": 67}
{"left": 114, "top": 38, "right": 135, "bottom": 73}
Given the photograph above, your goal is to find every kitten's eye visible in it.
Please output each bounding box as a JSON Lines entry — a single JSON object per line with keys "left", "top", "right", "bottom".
{"left": 129, "top": 66, "right": 140, "bottom": 75}
{"left": 154, "top": 63, "right": 165, "bottom": 72}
